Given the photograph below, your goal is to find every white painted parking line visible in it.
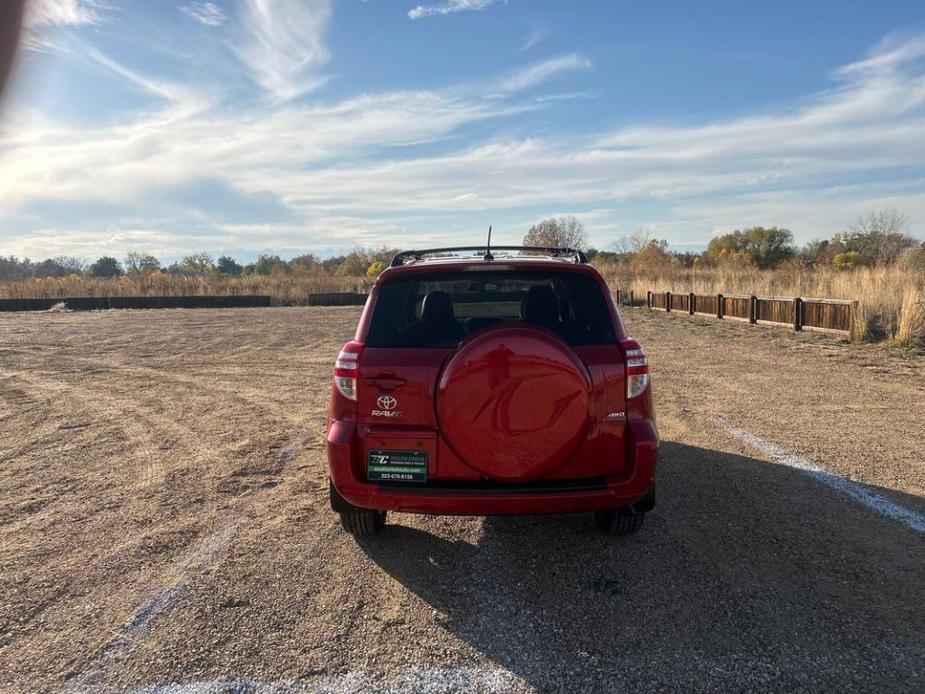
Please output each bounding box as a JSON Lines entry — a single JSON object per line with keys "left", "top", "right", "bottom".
{"left": 713, "top": 417, "right": 925, "bottom": 536}
{"left": 117, "top": 666, "right": 528, "bottom": 693}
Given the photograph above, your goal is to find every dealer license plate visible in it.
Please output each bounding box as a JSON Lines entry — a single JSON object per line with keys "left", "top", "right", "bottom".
{"left": 367, "top": 450, "right": 428, "bottom": 483}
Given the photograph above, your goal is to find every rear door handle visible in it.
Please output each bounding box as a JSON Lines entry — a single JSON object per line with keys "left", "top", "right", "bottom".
{"left": 364, "top": 375, "right": 407, "bottom": 391}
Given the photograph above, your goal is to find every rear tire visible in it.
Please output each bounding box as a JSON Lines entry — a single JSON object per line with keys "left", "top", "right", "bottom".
{"left": 595, "top": 483, "right": 654, "bottom": 536}
{"left": 330, "top": 479, "right": 387, "bottom": 537}
{"left": 595, "top": 507, "right": 646, "bottom": 536}
{"left": 339, "top": 509, "right": 387, "bottom": 537}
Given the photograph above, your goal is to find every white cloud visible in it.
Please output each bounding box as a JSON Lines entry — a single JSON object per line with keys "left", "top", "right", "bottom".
{"left": 408, "top": 0, "right": 501, "bottom": 21}
{"left": 1, "top": 227, "right": 185, "bottom": 260}
{"left": 25, "top": 0, "right": 105, "bottom": 27}
{"left": 520, "top": 26, "right": 550, "bottom": 53}
{"left": 496, "top": 54, "right": 592, "bottom": 93}
{"left": 0, "top": 82, "right": 531, "bottom": 207}
{"left": 3, "top": 32, "right": 925, "bottom": 256}
{"left": 78, "top": 44, "right": 208, "bottom": 112}
{"left": 836, "top": 31, "right": 925, "bottom": 79}
{"left": 22, "top": 0, "right": 108, "bottom": 51}
{"left": 179, "top": 1, "right": 227, "bottom": 27}
{"left": 235, "top": 0, "right": 332, "bottom": 100}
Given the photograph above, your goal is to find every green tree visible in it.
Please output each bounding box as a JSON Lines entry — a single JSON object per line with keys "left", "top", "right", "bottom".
{"left": 87, "top": 256, "right": 124, "bottom": 278}
{"left": 706, "top": 227, "right": 795, "bottom": 269}
{"left": 252, "top": 254, "right": 289, "bottom": 276}
{"left": 216, "top": 256, "right": 243, "bottom": 276}
{"left": 321, "top": 255, "right": 346, "bottom": 273}
{"left": 335, "top": 251, "right": 371, "bottom": 277}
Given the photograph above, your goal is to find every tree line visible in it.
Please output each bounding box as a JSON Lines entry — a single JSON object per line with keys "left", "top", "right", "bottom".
{"left": 1, "top": 210, "right": 921, "bottom": 283}
{"left": 0, "top": 248, "right": 398, "bottom": 282}
{"left": 524, "top": 211, "right": 924, "bottom": 271}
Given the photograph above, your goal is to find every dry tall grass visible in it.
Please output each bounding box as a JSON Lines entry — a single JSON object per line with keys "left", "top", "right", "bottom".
{"left": 0, "top": 272, "right": 364, "bottom": 305}
{"left": 895, "top": 288, "right": 925, "bottom": 347}
{"left": 597, "top": 262, "right": 925, "bottom": 346}
{"left": 2, "top": 264, "right": 923, "bottom": 347}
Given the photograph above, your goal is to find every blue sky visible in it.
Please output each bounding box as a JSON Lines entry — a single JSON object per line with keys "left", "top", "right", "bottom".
{"left": 2, "top": 0, "right": 924, "bottom": 261}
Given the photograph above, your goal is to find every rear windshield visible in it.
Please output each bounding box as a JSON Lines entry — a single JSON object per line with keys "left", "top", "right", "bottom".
{"left": 366, "top": 270, "right": 616, "bottom": 348}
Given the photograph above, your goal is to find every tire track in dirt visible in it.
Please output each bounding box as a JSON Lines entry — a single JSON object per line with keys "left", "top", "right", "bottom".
{"left": 68, "top": 429, "right": 315, "bottom": 691}
{"left": 3, "top": 370, "right": 210, "bottom": 491}
{"left": 0, "top": 374, "right": 76, "bottom": 465}
{"left": 0, "top": 309, "right": 348, "bottom": 691}
{"left": 2, "top": 346, "right": 306, "bottom": 427}
{"left": 1, "top": 342, "right": 319, "bottom": 688}
{"left": 3, "top": 353, "right": 312, "bottom": 492}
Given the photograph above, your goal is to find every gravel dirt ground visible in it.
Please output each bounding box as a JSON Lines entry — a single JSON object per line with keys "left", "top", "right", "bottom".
{"left": 0, "top": 306, "right": 923, "bottom": 693}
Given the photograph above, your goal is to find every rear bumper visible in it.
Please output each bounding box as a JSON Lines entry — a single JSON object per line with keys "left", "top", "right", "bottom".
{"left": 326, "top": 419, "right": 659, "bottom": 515}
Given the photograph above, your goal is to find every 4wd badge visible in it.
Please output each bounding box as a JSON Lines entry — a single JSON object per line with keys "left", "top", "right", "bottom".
{"left": 373, "top": 395, "right": 402, "bottom": 418}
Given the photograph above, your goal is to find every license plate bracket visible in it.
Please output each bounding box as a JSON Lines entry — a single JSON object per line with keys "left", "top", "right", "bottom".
{"left": 367, "top": 449, "right": 428, "bottom": 483}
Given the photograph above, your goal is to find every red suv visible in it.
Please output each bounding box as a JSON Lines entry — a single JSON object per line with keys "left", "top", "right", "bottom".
{"left": 326, "top": 246, "right": 658, "bottom": 537}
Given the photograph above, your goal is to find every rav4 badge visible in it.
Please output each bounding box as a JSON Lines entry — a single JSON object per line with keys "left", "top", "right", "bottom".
{"left": 373, "top": 395, "right": 402, "bottom": 418}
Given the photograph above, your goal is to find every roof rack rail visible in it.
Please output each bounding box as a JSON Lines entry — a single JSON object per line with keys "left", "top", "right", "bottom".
{"left": 390, "top": 246, "right": 588, "bottom": 267}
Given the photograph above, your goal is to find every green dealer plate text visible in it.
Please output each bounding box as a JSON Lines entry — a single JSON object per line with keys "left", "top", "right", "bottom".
{"left": 367, "top": 449, "right": 428, "bottom": 483}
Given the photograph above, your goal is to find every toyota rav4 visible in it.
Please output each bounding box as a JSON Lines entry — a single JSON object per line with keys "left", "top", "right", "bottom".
{"left": 326, "top": 246, "right": 658, "bottom": 537}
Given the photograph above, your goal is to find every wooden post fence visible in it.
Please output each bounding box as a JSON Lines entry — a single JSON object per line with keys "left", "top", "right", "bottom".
{"left": 639, "top": 289, "right": 855, "bottom": 337}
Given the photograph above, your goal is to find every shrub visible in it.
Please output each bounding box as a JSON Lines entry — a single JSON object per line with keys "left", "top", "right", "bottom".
{"left": 833, "top": 251, "right": 863, "bottom": 269}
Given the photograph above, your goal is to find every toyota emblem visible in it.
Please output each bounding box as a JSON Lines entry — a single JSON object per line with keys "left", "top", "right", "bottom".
{"left": 377, "top": 395, "right": 397, "bottom": 410}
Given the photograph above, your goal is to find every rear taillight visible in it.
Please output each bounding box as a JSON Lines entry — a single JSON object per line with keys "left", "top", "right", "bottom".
{"left": 333, "top": 341, "right": 363, "bottom": 401}
{"left": 621, "top": 338, "right": 649, "bottom": 399}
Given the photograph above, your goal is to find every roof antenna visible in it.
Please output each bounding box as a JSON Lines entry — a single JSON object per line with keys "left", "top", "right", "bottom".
{"left": 484, "top": 225, "right": 494, "bottom": 261}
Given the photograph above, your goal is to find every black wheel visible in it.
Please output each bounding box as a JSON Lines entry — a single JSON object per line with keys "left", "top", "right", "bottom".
{"left": 339, "top": 509, "right": 387, "bottom": 537}
{"left": 595, "top": 507, "right": 646, "bottom": 536}
{"left": 330, "top": 479, "right": 387, "bottom": 537}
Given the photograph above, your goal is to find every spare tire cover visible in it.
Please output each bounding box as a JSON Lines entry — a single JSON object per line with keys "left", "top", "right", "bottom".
{"left": 437, "top": 324, "right": 592, "bottom": 481}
